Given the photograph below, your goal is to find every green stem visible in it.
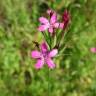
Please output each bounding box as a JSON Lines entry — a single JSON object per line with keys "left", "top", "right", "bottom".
{"left": 48, "top": 68, "right": 50, "bottom": 96}
{"left": 57, "top": 30, "right": 65, "bottom": 47}
{"left": 48, "top": 32, "right": 51, "bottom": 50}
{"left": 42, "top": 32, "right": 50, "bottom": 47}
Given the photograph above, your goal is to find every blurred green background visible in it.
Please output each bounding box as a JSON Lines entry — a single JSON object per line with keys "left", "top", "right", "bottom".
{"left": 0, "top": 0, "right": 96, "bottom": 96}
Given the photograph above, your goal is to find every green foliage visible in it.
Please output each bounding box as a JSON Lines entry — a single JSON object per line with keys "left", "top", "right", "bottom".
{"left": 0, "top": 0, "right": 96, "bottom": 96}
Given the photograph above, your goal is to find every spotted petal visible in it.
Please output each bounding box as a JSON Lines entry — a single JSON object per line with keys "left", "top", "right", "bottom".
{"left": 46, "top": 58, "right": 55, "bottom": 69}
{"left": 35, "top": 58, "right": 44, "bottom": 69}
{"left": 39, "top": 17, "right": 49, "bottom": 24}
{"left": 38, "top": 25, "right": 49, "bottom": 32}
{"left": 48, "top": 49, "right": 58, "bottom": 57}
{"left": 31, "top": 51, "right": 41, "bottom": 58}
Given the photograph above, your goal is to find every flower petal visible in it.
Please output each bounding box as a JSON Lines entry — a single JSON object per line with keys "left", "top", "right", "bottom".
{"left": 38, "top": 25, "right": 49, "bottom": 32}
{"left": 59, "top": 23, "right": 64, "bottom": 29}
{"left": 90, "top": 48, "right": 96, "bottom": 53}
{"left": 41, "top": 42, "right": 48, "bottom": 53}
{"left": 39, "top": 17, "right": 49, "bottom": 24}
{"left": 48, "top": 49, "right": 58, "bottom": 57}
{"left": 31, "top": 51, "right": 41, "bottom": 58}
{"left": 46, "top": 58, "right": 55, "bottom": 69}
{"left": 48, "top": 27, "right": 53, "bottom": 33}
{"left": 35, "top": 59, "right": 44, "bottom": 69}
{"left": 50, "top": 13, "right": 57, "bottom": 24}
{"left": 53, "top": 22, "right": 59, "bottom": 28}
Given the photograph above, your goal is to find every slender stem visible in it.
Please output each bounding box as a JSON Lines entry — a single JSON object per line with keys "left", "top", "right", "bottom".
{"left": 57, "top": 29, "right": 65, "bottom": 47}
{"left": 42, "top": 32, "right": 50, "bottom": 46}
{"left": 48, "top": 68, "right": 50, "bottom": 96}
{"left": 54, "top": 28, "right": 60, "bottom": 48}
{"left": 55, "top": 53, "right": 72, "bottom": 57}
{"left": 59, "top": 30, "right": 67, "bottom": 47}
{"left": 48, "top": 32, "right": 51, "bottom": 50}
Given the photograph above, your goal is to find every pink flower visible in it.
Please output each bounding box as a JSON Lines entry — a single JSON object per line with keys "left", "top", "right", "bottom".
{"left": 38, "top": 11, "right": 59, "bottom": 33}
{"left": 31, "top": 42, "right": 58, "bottom": 69}
{"left": 90, "top": 47, "right": 96, "bottom": 53}
{"left": 59, "top": 10, "right": 70, "bottom": 29}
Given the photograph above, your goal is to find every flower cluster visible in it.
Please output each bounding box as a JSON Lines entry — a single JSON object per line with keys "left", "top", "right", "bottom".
{"left": 31, "top": 9, "right": 70, "bottom": 69}
{"left": 38, "top": 9, "right": 70, "bottom": 33}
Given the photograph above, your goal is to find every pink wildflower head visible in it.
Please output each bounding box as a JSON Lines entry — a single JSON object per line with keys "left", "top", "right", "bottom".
{"left": 90, "top": 47, "right": 96, "bottom": 53}
{"left": 38, "top": 10, "right": 60, "bottom": 33}
{"left": 31, "top": 42, "right": 58, "bottom": 69}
